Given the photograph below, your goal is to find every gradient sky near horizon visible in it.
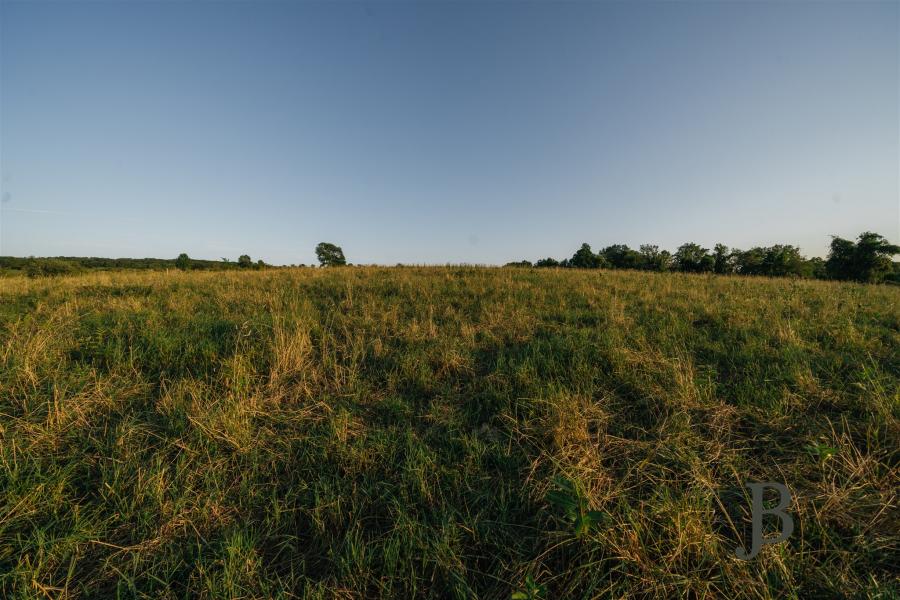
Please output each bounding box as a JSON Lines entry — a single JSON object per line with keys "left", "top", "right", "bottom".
{"left": 1, "top": 1, "right": 898, "bottom": 265}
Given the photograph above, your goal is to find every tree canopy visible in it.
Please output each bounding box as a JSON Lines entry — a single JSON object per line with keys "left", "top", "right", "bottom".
{"left": 568, "top": 243, "right": 607, "bottom": 269}
{"left": 315, "top": 242, "right": 347, "bottom": 267}
{"left": 175, "top": 253, "right": 191, "bottom": 271}
{"left": 825, "top": 232, "right": 900, "bottom": 283}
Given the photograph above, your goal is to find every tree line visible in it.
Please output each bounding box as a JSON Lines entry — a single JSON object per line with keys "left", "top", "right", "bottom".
{"left": 1, "top": 246, "right": 339, "bottom": 276}
{"left": 3, "top": 232, "right": 897, "bottom": 283}
{"left": 506, "top": 232, "right": 900, "bottom": 284}
{"left": 0, "top": 254, "right": 275, "bottom": 277}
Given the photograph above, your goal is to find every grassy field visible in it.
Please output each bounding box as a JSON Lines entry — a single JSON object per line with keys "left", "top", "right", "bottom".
{"left": 1, "top": 267, "right": 897, "bottom": 599}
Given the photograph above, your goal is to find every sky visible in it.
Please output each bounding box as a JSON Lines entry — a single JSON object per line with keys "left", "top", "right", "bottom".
{"left": 1, "top": 1, "right": 898, "bottom": 265}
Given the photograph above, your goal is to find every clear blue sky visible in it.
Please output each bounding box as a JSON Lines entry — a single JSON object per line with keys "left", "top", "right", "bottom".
{"left": 1, "top": 1, "right": 897, "bottom": 265}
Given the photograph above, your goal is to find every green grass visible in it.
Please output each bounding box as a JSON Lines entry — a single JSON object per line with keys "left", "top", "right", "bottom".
{"left": 1, "top": 267, "right": 897, "bottom": 599}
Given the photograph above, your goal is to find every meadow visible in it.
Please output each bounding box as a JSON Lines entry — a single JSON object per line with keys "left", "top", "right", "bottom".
{"left": 0, "top": 267, "right": 897, "bottom": 599}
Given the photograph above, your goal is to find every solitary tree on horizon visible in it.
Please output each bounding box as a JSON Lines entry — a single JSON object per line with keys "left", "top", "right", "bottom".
{"left": 175, "top": 253, "right": 191, "bottom": 271}
{"left": 315, "top": 242, "right": 347, "bottom": 267}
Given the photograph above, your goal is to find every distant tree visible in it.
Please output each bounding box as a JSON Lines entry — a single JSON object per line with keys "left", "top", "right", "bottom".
{"left": 238, "top": 254, "right": 253, "bottom": 268}
{"left": 175, "top": 253, "right": 191, "bottom": 271}
{"left": 886, "top": 261, "right": 900, "bottom": 284}
{"left": 639, "top": 245, "right": 672, "bottom": 271}
{"left": 504, "top": 260, "right": 533, "bottom": 267}
{"left": 600, "top": 244, "right": 643, "bottom": 270}
{"left": 733, "top": 245, "right": 812, "bottom": 278}
{"left": 805, "top": 257, "right": 827, "bottom": 279}
{"left": 824, "top": 237, "right": 855, "bottom": 281}
{"left": 658, "top": 250, "right": 673, "bottom": 271}
{"left": 712, "top": 244, "right": 734, "bottom": 274}
{"left": 733, "top": 247, "right": 764, "bottom": 275}
{"left": 830, "top": 233, "right": 900, "bottom": 282}
{"left": 638, "top": 244, "right": 659, "bottom": 269}
{"left": 569, "top": 243, "right": 606, "bottom": 269}
{"left": 825, "top": 232, "right": 900, "bottom": 283}
{"left": 315, "top": 242, "right": 347, "bottom": 267}
{"left": 256, "top": 259, "right": 266, "bottom": 269}
{"left": 535, "top": 257, "right": 560, "bottom": 268}
{"left": 674, "top": 243, "right": 714, "bottom": 273}
{"left": 761, "top": 245, "right": 805, "bottom": 277}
